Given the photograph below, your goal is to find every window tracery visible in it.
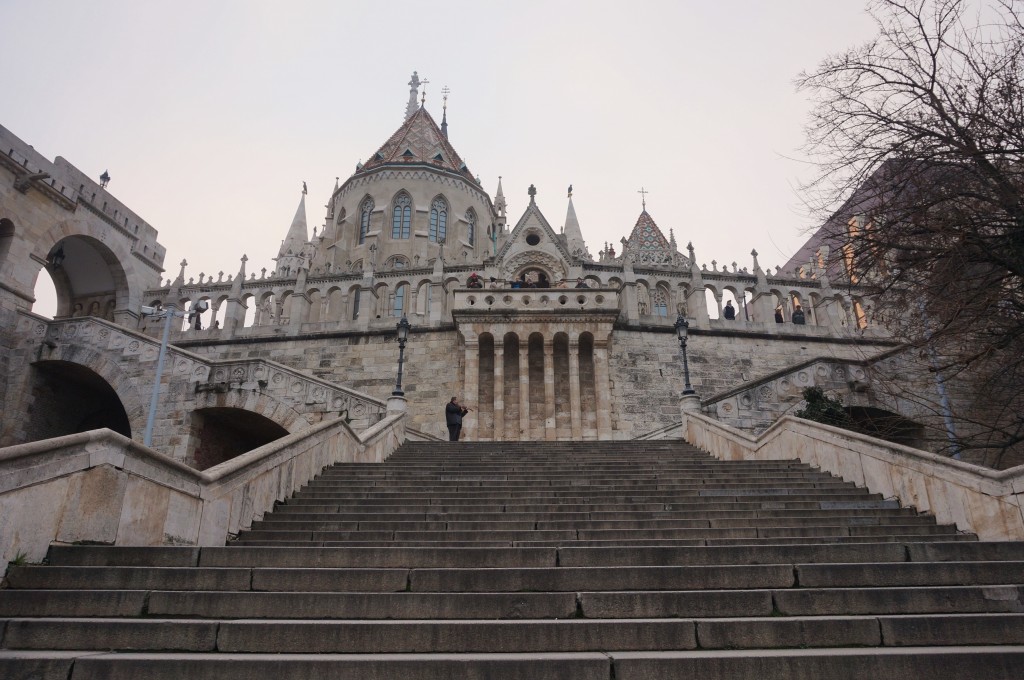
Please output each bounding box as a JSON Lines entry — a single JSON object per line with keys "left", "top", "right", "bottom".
{"left": 429, "top": 197, "right": 448, "bottom": 243}
{"left": 392, "top": 193, "right": 411, "bottom": 239}
{"left": 359, "top": 197, "right": 374, "bottom": 245}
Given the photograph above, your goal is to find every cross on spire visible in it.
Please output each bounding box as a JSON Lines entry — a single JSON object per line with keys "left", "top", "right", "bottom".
{"left": 637, "top": 187, "right": 649, "bottom": 211}
{"left": 442, "top": 86, "right": 450, "bottom": 110}
{"left": 420, "top": 78, "right": 430, "bottom": 106}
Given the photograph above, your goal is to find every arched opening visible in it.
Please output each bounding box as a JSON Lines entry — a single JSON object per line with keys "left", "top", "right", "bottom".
{"left": 845, "top": 406, "right": 925, "bottom": 449}
{"left": 23, "top": 361, "right": 131, "bottom": 443}
{"left": 187, "top": 407, "right": 289, "bottom": 470}
{"left": 35, "top": 235, "right": 129, "bottom": 320}
{"left": 0, "top": 217, "right": 14, "bottom": 269}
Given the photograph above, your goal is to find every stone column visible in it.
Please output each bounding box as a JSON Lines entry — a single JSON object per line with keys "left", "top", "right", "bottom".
{"left": 518, "top": 336, "right": 530, "bottom": 441}
{"left": 543, "top": 338, "right": 556, "bottom": 440}
{"left": 493, "top": 340, "right": 504, "bottom": 441}
{"left": 593, "top": 338, "right": 613, "bottom": 439}
{"left": 463, "top": 336, "right": 479, "bottom": 441}
{"left": 568, "top": 338, "right": 582, "bottom": 440}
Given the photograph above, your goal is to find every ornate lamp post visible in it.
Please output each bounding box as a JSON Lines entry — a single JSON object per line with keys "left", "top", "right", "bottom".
{"left": 675, "top": 314, "right": 695, "bottom": 396}
{"left": 393, "top": 315, "right": 411, "bottom": 397}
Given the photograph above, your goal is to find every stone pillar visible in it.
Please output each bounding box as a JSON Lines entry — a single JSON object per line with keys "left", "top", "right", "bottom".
{"left": 543, "top": 338, "right": 556, "bottom": 440}
{"left": 493, "top": 340, "right": 504, "bottom": 441}
{"left": 518, "top": 336, "right": 530, "bottom": 440}
{"left": 568, "top": 338, "right": 582, "bottom": 440}
{"left": 593, "top": 339, "right": 613, "bottom": 439}
{"left": 463, "top": 336, "right": 479, "bottom": 441}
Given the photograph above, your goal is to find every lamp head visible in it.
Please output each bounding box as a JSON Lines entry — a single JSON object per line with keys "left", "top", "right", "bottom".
{"left": 674, "top": 314, "right": 689, "bottom": 341}
{"left": 396, "top": 315, "right": 411, "bottom": 342}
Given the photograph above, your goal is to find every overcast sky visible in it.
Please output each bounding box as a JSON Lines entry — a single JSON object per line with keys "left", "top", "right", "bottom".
{"left": 1, "top": 0, "right": 879, "bottom": 317}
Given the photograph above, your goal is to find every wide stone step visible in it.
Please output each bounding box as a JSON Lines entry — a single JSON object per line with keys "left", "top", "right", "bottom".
{"left": 8, "top": 647, "right": 1024, "bottom": 680}
{"left": 6, "top": 614, "right": 1024, "bottom": 654}
{"left": 5, "top": 585, "right": 1020, "bottom": 620}
{"left": 47, "top": 542, "right": 1024, "bottom": 569}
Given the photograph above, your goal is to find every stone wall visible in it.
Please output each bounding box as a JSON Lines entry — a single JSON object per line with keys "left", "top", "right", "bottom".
{"left": 183, "top": 328, "right": 464, "bottom": 441}
{"left": 609, "top": 328, "right": 896, "bottom": 439}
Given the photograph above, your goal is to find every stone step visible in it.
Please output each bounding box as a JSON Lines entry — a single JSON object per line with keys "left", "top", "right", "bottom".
{"left": 6, "top": 614, "right": 1024, "bottom": 654}
{"left": 249, "top": 515, "right": 937, "bottom": 531}
{"left": 4, "top": 585, "right": 1021, "bottom": 620}
{"left": 6, "top": 647, "right": 1024, "bottom": 680}
{"left": 24, "top": 560, "right": 1016, "bottom": 596}
{"left": 48, "top": 541, "right": 1022, "bottom": 569}
{"left": 230, "top": 535, "right": 977, "bottom": 549}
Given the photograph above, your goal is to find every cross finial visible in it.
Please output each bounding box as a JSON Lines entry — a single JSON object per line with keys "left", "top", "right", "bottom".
{"left": 637, "top": 187, "right": 649, "bottom": 211}
{"left": 442, "top": 85, "right": 450, "bottom": 110}
{"left": 420, "top": 78, "right": 430, "bottom": 106}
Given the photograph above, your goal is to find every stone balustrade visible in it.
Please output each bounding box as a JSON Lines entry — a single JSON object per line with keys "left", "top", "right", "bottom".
{"left": 452, "top": 287, "right": 620, "bottom": 318}
{"left": 0, "top": 412, "right": 406, "bottom": 573}
{"left": 681, "top": 410, "right": 1024, "bottom": 541}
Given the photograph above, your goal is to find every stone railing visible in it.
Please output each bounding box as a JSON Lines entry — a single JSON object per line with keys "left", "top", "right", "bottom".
{"left": 681, "top": 410, "right": 1024, "bottom": 541}
{"left": 701, "top": 356, "right": 877, "bottom": 431}
{"left": 17, "top": 313, "right": 388, "bottom": 428}
{"left": 0, "top": 412, "right": 406, "bottom": 573}
{"left": 452, "top": 287, "right": 620, "bottom": 318}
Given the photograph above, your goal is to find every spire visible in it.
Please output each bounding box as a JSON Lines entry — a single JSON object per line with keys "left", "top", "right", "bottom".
{"left": 564, "top": 190, "right": 589, "bottom": 260}
{"left": 405, "top": 71, "right": 421, "bottom": 121}
{"left": 441, "top": 86, "right": 450, "bottom": 139}
{"left": 278, "top": 190, "right": 308, "bottom": 261}
{"left": 494, "top": 176, "right": 507, "bottom": 218}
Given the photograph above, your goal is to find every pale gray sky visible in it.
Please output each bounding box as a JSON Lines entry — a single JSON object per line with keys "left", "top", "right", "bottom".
{"left": 1, "top": 0, "right": 878, "bottom": 316}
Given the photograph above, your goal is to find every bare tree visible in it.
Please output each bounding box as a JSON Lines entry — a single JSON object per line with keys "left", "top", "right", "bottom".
{"left": 798, "top": 0, "right": 1024, "bottom": 466}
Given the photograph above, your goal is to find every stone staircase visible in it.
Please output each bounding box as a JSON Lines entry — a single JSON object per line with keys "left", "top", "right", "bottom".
{"left": 2, "top": 440, "right": 1023, "bottom": 678}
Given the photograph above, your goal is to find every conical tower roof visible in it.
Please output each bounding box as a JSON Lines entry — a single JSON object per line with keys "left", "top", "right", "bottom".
{"left": 278, "top": 192, "right": 308, "bottom": 259}
{"left": 563, "top": 194, "right": 590, "bottom": 260}
{"left": 623, "top": 210, "right": 671, "bottom": 253}
{"left": 357, "top": 107, "right": 479, "bottom": 187}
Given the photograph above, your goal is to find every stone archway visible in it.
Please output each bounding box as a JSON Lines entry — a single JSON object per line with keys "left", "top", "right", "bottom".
{"left": 21, "top": 360, "right": 133, "bottom": 443}
{"left": 39, "top": 234, "right": 130, "bottom": 320}
{"left": 187, "top": 407, "right": 290, "bottom": 470}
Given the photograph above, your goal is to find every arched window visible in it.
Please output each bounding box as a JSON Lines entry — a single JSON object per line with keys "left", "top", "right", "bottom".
{"left": 359, "top": 197, "right": 374, "bottom": 245}
{"left": 466, "top": 209, "right": 476, "bottom": 246}
{"left": 351, "top": 288, "right": 361, "bottom": 320}
{"left": 652, "top": 288, "right": 668, "bottom": 317}
{"left": 391, "top": 193, "right": 411, "bottom": 239}
{"left": 391, "top": 284, "right": 408, "bottom": 317}
{"left": 429, "top": 197, "right": 448, "bottom": 243}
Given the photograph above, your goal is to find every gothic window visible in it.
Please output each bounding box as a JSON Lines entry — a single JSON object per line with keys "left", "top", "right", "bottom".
{"left": 351, "top": 288, "right": 361, "bottom": 320}
{"left": 391, "top": 193, "right": 412, "bottom": 239}
{"left": 359, "top": 197, "right": 374, "bottom": 245}
{"left": 391, "top": 284, "right": 408, "bottom": 317}
{"left": 652, "top": 288, "right": 668, "bottom": 317}
{"left": 429, "top": 197, "right": 448, "bottom": 243}
{"left": 465, "top": 209, "right": 476, "bottom": 246}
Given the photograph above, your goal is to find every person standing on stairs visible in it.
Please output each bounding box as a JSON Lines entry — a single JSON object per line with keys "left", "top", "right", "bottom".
{"left": 445, "top": 397, "right": 470, "bottom": 441}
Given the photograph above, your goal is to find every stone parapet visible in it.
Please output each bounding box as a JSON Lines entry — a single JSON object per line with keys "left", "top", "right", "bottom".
{"left": 0, "top": 411, "right": 406, "bottom": 573}
{"left": 682, "top": 410, "right": 1024, "bottom": 541}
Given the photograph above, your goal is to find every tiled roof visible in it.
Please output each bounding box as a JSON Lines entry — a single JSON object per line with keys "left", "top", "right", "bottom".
{"left": 623, "top": 210, "right": 671, "bottom": 252}
{"left": 358, "top": 107, "right": 478, "bottom": 186}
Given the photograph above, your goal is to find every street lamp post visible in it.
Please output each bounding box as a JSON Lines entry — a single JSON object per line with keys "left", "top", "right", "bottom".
{"left": 142, "top": 304, "right": 187, "bottom": 448}
{"left": 675, "top": 314, "right": 695, "bottom": 396}
{"left": 393, "top": 315, "right": 411, "bottom": 396}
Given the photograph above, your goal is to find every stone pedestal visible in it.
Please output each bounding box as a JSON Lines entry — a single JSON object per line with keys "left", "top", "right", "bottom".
{"left": 679, "top": 393, "right": 701, "bottom": 414}
{"left": 387, "top": 395, "right": 408, "bottom": 415}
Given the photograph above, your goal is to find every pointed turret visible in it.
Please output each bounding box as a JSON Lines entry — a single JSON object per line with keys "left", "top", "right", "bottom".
{"left": 563, "top": 190, "right": 591, "bottom": 261}
{"left": 274, "top": 190, "right": 309, "bottom": 277}
{"left": 494, "top": 176, "right": 507, "bottom": 219}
